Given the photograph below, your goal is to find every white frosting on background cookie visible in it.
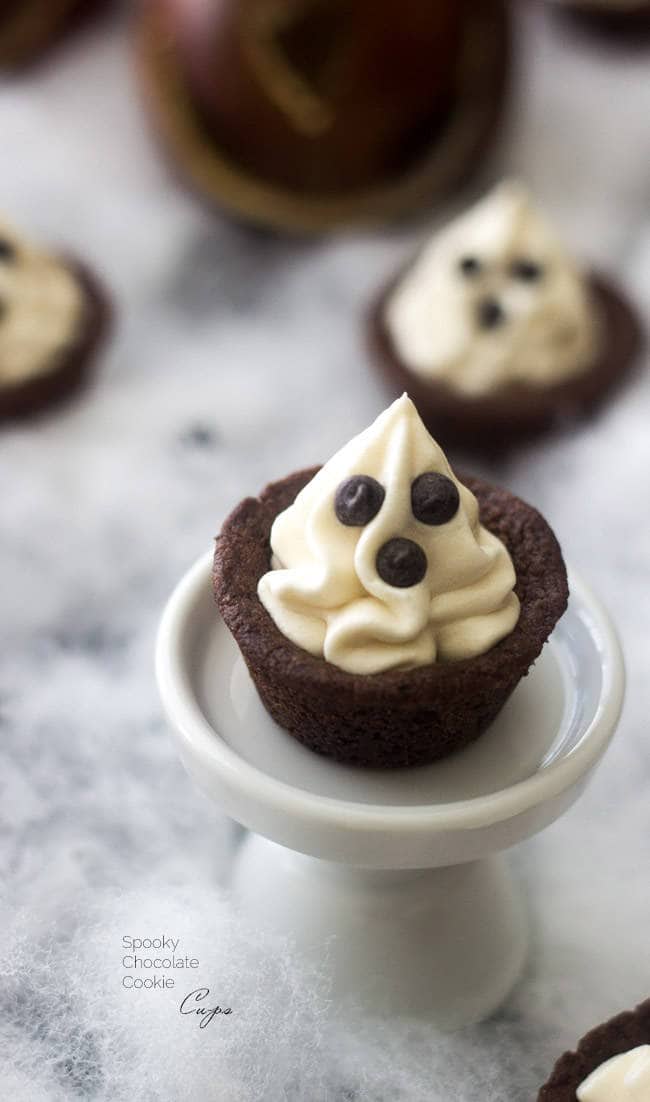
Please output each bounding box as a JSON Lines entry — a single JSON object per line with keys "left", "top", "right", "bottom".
{"left": 258, "top": 395, "right": 519, "bottom": 675}
{"left": 577, "top": 1045, "right": 650, "bottom": 1100}
{"left": 0, "top": 218, "right": 85, "bottom": 387}
{"left": 385, "top": 181, "right": 601, "bottom": 397}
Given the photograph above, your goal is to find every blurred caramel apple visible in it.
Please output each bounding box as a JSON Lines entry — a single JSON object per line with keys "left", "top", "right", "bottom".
{"left": 138, "top": 0, "right": 510, "bottom": 229}
{"left": 159, "top": 0, "right": 470, "bottom": 194}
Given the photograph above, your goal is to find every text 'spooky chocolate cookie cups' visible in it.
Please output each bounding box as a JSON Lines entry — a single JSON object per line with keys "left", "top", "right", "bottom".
{"left": 213, "top": 397, "right": 568, "bottom": 769}
{"left": 0, "top": 220, "right": 109, "bottom": 422}
{"left": 369, "top": 181, "right": 642, "bottom": 450}
{"left": 538, "top": 1000, "right": 650, "bottom": 1102}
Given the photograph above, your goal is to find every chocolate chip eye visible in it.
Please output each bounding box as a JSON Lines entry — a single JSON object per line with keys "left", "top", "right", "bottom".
{"left": 376, "top": 538, "right": 427, "bottom": 588}
{"left": 477, "top": 297, "right": 506, "bottom": 329}
{"left": 510, "top": 258, "right": 543, "bottom": 282}
{"left": 0, "top": 239, "right": 16, "bottom": 263}
{"left": 411, "top": 472, "right": 459, "bottom": 526}
{"left": 334, "top": 475, "right": 385, "bottom": 527}
{"left": 458, "top": 256, "right": 481, "bottom": 277}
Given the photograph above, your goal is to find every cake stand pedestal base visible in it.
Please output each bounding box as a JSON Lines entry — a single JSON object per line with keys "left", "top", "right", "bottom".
{"left": 157, "top": 552, "right": 624, "bottom": 1028}
{"left": 233, "top": 836, "right": 526, "bottom": 1026}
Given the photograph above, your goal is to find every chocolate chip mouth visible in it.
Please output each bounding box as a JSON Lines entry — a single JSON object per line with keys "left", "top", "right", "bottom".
{"left": 477, "top": 296, "right": 506, "bottom": 329}
{"left": 376, "top": 536, "right": 427, "bottom": 588}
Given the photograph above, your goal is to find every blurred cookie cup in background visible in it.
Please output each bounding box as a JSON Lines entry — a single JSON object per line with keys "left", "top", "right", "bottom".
{"left": 0, "top": 216, "right": 109, "bottom": 421}
{"left": 368, "top": 181, "right": 643, "bottom": 451}
{"left": 538, "top": 1000, "right": 650, "bottom": 1102}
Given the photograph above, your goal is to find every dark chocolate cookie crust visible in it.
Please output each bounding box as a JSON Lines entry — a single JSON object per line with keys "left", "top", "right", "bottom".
{"left": 213, "top": 467, "right": 568, "bottom": 769}
{"left": 368, "top": 271, "right": 642, "bottom": 450}
{"left": 0, "top": 259, "right": 109, "bottom": 422}
{"left": 538, "top": 999, "right": 650, "bottom": 1101}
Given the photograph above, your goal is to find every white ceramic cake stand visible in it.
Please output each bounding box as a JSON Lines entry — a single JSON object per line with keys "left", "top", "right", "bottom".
{"left": 156, "top": 551, "right": 624, "bottom": 1029}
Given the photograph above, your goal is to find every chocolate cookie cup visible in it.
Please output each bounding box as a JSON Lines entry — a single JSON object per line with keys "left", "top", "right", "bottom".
{"left": 538, "top": 1000, "right": 650, "bottom": 1102}
{"left": 213, "top": 467, "right": 568, "bottom": 769}
{"left": 369, "top": 270, "right": 642, "bottom": 450}
{"left": 0, "top": 260, "right": 109, "bottom": 422}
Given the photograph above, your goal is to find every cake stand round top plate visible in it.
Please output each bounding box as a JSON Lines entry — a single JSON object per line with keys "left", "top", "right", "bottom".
{"left": 156, "top": 551, "right": 624, "bottom": 868}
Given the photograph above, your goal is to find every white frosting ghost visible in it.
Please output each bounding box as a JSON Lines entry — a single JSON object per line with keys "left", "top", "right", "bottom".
{"left": 0, "top": 218, "right": 85, "bottom": 388}
{"left": 385, "top": 181, "right": 602, "bottom": 397}
{"left": 577, "top": 1046, "right": 650, "bottom": 1101}
{"left": 258, "top": 395, "right": 520, "bottom": 675}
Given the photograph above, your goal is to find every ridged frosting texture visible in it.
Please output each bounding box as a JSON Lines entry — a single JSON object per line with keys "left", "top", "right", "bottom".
{"left": 257, "top": 395, "right": 520, "bottom": 675}
{"left": 0, "top": 217, "right": 85, "bottom": 386}
{"left": 577, "top": 1046, "right": 650, "bottom": 1101}
{"left": 385, "top": 181, "right": 601, "bottom": 396}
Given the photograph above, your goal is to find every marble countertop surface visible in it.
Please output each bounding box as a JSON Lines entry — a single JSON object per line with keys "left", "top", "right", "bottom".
{"left": 1, "top": 3, "right": 649, "bottom": 1100}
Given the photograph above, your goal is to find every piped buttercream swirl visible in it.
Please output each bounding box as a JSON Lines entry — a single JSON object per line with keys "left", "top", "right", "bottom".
{"left": 257, "top": 395, "right": 520, "bottom": 675}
